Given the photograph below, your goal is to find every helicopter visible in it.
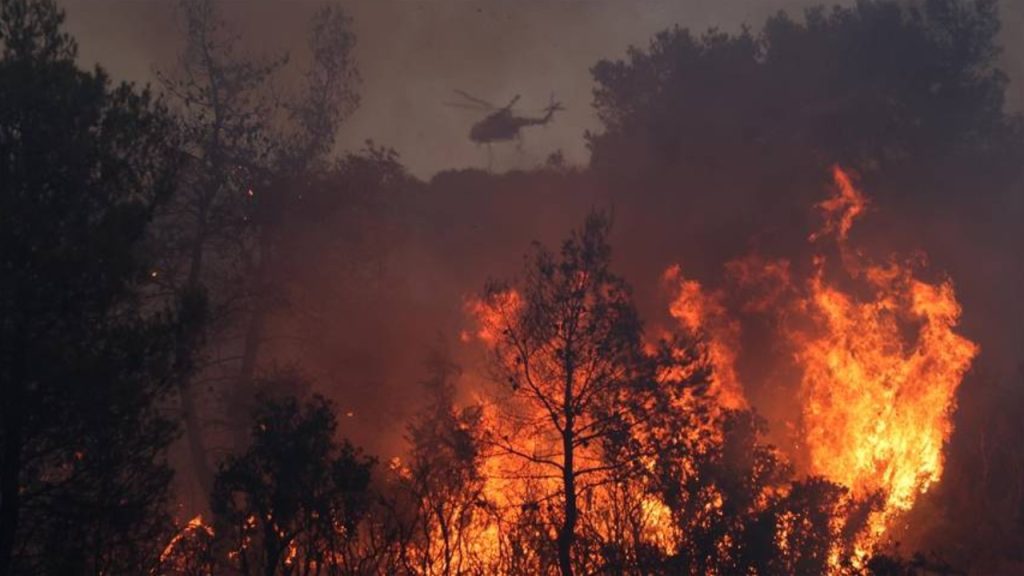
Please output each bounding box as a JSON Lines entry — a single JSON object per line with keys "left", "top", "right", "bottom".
{"left": 445, "top": 90, "right": 564, "bottom": 145}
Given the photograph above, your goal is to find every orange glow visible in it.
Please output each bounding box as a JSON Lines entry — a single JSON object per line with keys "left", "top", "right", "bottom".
{"left": 660, "top": 166, "right": 977, "bottom": 561}
{"left": 663, "top": 265, "right": 747, "bottom": 410}
{"left": 463, "top": 285, "right": 683, "bottom": 567}
{"left": 793, "top": 167, "right": 978, "bottom": 548}
{"left": 810, "top": 165, "right": 868, "bottom": 243}
{"left": 450, "top": 166, "right": 977, "bottom": 571}
{"left": 157, "top": 514, "right": 214, "bottom": 572}
{"left": 464, "top": 289, "right": 521, "bottom": 345}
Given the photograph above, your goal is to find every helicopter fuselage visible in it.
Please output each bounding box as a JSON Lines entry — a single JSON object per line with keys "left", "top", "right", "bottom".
{"left": 469, "top": 109, "right": 555, "bottom": 144}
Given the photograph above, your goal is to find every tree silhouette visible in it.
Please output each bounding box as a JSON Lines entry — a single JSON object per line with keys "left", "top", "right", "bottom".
{"left": 211, "top": 390, "right": 375, "bottom": 576}
{"left": 154, "top": 0, "right": 360, "bottom": 497}
{"left": 590, "top": 0, "right": 1015, "bottom": 182}
{"left": 0, "top": 0, "right": 184, "bottom": 572}
{"left": 585, "top": 0, "right": 1023, "bottom": 296}
{"left": 477, "top": 214, "right": 706, "bottom": 576}
{"left": 398, "top": 349, "right": 491, "bottom": 575}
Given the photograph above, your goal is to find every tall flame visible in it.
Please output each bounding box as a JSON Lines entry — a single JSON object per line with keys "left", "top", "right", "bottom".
{"left": 663, "top": 166, "right": 978, "bottom": 552}
{"left": 795, "top": 167, "right": 978, "bottom": 543}
{"left": 459, "top": 166, "right": 977, "bottom": 568}
{"left": 663, "top": 266, "right": 748, "bottom": 410}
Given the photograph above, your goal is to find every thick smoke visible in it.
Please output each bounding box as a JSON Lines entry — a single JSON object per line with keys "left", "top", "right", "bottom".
{"left": 53, "top": 1, "right": 1024, "bottom": 570}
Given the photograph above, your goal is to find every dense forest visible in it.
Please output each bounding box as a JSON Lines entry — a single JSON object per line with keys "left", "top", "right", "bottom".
{"left": 1, "top": 0, "right": 1023, "bottom": 574}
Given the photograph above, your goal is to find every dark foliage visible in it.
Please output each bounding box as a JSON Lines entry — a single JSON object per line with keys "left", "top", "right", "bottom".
{"left": 211, "top": 391, "right": 375, "bottom": 575}
{"left": 0, "top": 0, "right": 184, "bottom": 573}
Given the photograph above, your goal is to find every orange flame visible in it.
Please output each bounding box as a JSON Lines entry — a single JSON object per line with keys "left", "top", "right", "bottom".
{"left": 663, "top": 265, "right": 747, "bottom": 410}
{"left": 810, "top": 165, "right": 868, "bottom": 243}
{"left": 157, "top": 514, "right": 214, "bottom": 573}
{"left": 457, "top": 167, "right": 976, "bottom": 569}
{"left": 661, "top": 166, "right": 977, "bottom": 556}
{"left": 794, "top": 167, "right": 978, "bottom": 546}
{"left": 464, "top": 289, "right": 521, "bottom": 345}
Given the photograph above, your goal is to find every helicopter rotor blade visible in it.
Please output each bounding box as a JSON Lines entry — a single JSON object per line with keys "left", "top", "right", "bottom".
{"left": 529, "top": 93, "right": 564, "bottom": 114}
{"left": 453, "top": 89, "right": 495, "bottom": 109}
{"left": 534, "top": 101, "right": 565, "bottom": 114}
{"left": 444, "top": 101, "right": 491, "bottom": 111}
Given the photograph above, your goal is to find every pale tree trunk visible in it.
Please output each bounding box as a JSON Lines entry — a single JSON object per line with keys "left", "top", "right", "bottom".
{"left": 230, "top": 226, "right": 273, "bottom": 452}
{"left": 178, "top": 214, "right": 214, "bottom": 498}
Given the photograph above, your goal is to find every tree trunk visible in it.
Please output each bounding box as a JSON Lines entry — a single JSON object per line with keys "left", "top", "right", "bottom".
{"left": 263, "top": 530, "right": 280, "bottom": 576}
{"left": 178, "top": 226, "right": 215, "bottom": 499}
{"left": 558, "top": 425, "right": 577, "bottom": 576}
{"left": 558, "top": 360, "right": 577, "bottom": 576}
{"left": 231, "top": 227, "right": 273, "bottom": 452}
{"left": 180, "top": 372, "right": 214, "bottom": 497}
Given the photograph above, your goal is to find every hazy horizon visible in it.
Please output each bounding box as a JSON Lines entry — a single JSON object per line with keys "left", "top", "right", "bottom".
{"left": 57, "top": 0, "right": 1024, "bottom": 178}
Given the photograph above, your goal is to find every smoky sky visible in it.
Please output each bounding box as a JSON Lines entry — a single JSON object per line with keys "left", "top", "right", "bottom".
{"left": 45, "top": 5, "right": 1024, "bottom": 538}
{"left": 57, "top": 0, "right": 1024, "bottom": 178}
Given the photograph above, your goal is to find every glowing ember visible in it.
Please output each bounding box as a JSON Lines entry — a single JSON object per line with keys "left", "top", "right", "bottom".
{"left": 157, "top": 514, "right": 214, "bottom": 572}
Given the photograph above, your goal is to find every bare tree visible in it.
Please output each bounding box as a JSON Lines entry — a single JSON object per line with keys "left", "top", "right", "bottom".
{"left": 153, "top": 0, "right": 359, "bottom": 496}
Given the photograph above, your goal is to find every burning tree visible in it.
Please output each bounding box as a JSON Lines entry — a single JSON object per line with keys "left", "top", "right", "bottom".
{"left": 395, "top": 349, "right": 492, "bottom": 575}
{"left": 473, "top": 214, "right": 712, "bottom": 575}
{"left": 462, "top": 169, "right": 971, "bottom": 574}
{"left": 652, "top": 166, "right": 977, "bottom": 571}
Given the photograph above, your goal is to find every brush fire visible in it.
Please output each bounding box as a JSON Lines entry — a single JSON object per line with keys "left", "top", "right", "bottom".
{"left": 156, "top": 167, "right": 981, "bottom": 575}
{"left": 6, "top": 0, "right": 1022, "bottom": 574}
{"left": 661, "top": 167, "right": 979, "bottom": 563}
{"left": 445, "top": 166, "right": 978, "bottom": 574}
